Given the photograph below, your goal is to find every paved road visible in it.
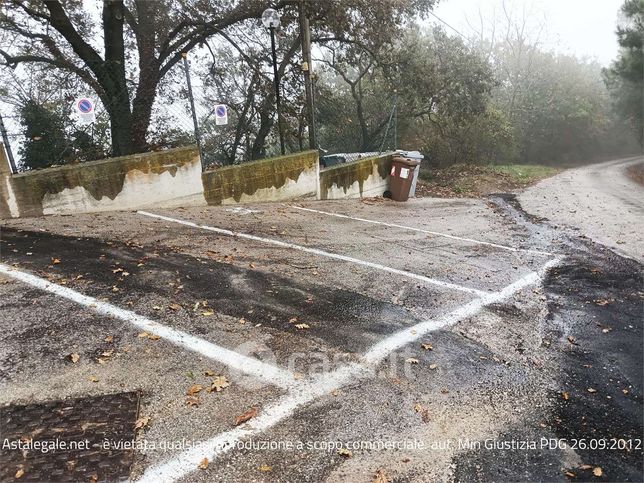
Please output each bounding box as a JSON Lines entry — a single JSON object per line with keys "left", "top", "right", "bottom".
{"left": 520, "top": 156, "right": 644, "bottom": 262}
{"left": 0, "top": 158, "right": 642, "bottom": 482}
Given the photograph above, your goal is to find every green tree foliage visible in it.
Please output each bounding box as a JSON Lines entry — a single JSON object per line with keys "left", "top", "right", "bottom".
{"left": 315, "top": 26, "right": 512, "bottom": 165}
{"left": 18, "top": 100, "right": 107, "bottom": 170}
{"left": 603, "top": 0, "right": 644, "bottom": 145}
{"left": 1, "top": 0, "right": 436, "bottom": 157}
{"left": 19, "top": 100, "right": 70, "bottom": 170}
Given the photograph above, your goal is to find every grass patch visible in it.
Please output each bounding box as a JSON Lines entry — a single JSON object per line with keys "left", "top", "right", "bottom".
{"left": 488, "top": 164, "right": 560, "bottom": 183}
{"left": 416, "top": 163, "right": 561, "bottom": 198}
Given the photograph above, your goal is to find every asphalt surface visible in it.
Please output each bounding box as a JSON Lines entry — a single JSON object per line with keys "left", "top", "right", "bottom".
{"left": 0, "top": 157, "right": 642, "bottom": 482}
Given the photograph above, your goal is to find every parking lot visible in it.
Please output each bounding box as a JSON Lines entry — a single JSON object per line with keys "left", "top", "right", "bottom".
{"left": 1, "top": 195, "right": 641, "bottom": 482}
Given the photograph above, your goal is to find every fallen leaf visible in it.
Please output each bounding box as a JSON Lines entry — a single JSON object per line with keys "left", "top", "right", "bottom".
{"left": 169, "top": 303, "right": 182, "bottom": 311}
{"left": 373, "top": 469, "right": 390, "bottom": 483}
{"left": 234, "top": 407, "right": 257, "bottom": 426}
{"left": 288, "top": 317, "right": 298, "bottom": 324}
{"left": 186, "top": 384, "right": 203, "bottom": 396}
{"left": 209, "top": 376, "right": 230, "bottom": 393}
{"left": 204, "top": 370, "right": 215, "bottom": 377}
{"left": 295, "top": 323, "right": 310, "bottom": 330}
{"left": 405, "top": 358, "right": 419, "bottom": 364}
{"left": 15, "top": 468, "right": 24, "bottom": 478}
{"left": 239, "top": 318, "right": 246, "bottom": 324}
{"left": 428, "top": 363, "right": 438, "bottom": 370}
{"left": 185, "top": 396, "right": 200, "bottom": 407}
{"left": 337, "top": 448, "right": 353, "bottom": 457}
{"left": 421, "top": 343, "right": 433, "bottom": 350}
{"left": 68, "top": 353, "right": 80, "bottom": 363}
{"left": 601, "top": 328, "right": 612, "bottom": 333}
{"left": 562, "top": 391, "right": 570, "bottom": 400}
{"left": 413, "top": 403, "right": 430, "bottom": 422}
{"left": 88, "top": 376, "right": 99, "bottom": 383}
{"left": 564, "top": 470, "right": 576, "bottom": 478}
{"left": 138, "top": 332, "right": 160, "bottom": 340}
{"left": 593, "top": 467, "right": 603, "bottom": 477}
{"left": 52, "top": 258, "right": 61, "bottom": 265}
{"left": 202, "top": 310, "right": 214, "bottom": 316}
{"left": 587, "top": 387, "right": 597, "bottom": 393}
{"left": 104, "top": 335, "right": 113, "bottom": 343}
{"left": 198, "top": 458, "right": 209, "bottom": 469}
{"left": 258, "top": 464, "right": 272, "bottom": 472}
{"left": 134, "top": 416, "right": 151, "bottom": 429}
{"left": 579, "top": 464, "right": 593, "bottom": 470}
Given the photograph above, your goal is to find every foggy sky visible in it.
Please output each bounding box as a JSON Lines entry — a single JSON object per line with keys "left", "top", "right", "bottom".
{"left": 433, "top": 0, "right": 622, "bottom": 66}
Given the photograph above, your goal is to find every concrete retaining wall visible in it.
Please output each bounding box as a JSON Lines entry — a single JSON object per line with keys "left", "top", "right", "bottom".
{"left": 0, "top": 146, "right": 393, "bottom": 219}
{"left": 0, "top": 146, "right": 203, "bottom": 218}
{"left": 319, "top": 154, "right": 392, "bottom": 200}
{"left": 202, "top": 150, "right": 318, "bottom": 205}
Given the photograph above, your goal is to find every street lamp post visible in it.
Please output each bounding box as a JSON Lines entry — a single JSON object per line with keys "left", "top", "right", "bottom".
{"left": 262, "top": 8, "right": 285, "bottom": 155}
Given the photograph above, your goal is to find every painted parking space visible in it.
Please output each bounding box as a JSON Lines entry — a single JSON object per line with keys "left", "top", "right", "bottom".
{"left": 0, "top": 198, "right": 563, "bottom": 481}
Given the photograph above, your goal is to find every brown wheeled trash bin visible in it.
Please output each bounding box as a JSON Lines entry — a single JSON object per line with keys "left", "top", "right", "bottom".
{"left": 389, "top": 155, "right": 421, "bottom": 201}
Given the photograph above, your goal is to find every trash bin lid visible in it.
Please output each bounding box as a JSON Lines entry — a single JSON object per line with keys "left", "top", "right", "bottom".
{"left": 395, "top": 150, "right": 424, "bottom": 161}
{"left": 392, "top": 155, "right": 421, "bottom": 167}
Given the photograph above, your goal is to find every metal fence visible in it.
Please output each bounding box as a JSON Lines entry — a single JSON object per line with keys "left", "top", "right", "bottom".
{"left": 0, "top": 58, "right": 399, "bottom": 173}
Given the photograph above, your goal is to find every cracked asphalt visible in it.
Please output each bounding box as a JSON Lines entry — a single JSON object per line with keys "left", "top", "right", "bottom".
{"left": 0, "top": 157, "right": 642, "bottom": 482}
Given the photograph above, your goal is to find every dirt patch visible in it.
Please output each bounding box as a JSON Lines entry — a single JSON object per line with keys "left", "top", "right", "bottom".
{"left": 626, "top": 162, "right": 644, "bottom": 186}
{"left": 416, "top": 163, "right": 560, "bottom": 198}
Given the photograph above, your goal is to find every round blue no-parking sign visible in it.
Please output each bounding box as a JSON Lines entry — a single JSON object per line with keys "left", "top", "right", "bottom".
{"left": 77, "top": 98, "right": 94, "bottom": 114}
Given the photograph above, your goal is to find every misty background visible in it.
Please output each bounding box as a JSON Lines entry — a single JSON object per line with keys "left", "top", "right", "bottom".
{"left": 0, "top": 0, "right": 641, "bottom": 171}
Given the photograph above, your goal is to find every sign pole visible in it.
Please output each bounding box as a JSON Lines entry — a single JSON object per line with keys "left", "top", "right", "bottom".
{"left": 181, "top": 52, "right": 205, "bottom": 166}
{"left": 270, "top": 26, "right": 286, "bottom": 156}
{"left": 298, "top": 0, "right": 317, "bottom": 150}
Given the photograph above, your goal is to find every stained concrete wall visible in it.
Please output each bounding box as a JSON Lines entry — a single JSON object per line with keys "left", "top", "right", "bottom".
{"left": 202, "top": 150, "right": 319, "bottom": 205}
{"left": 0, "top": 147, "right": 393, "bottom": 219}
{"left": 319, "top": 154, "right": 392, "bottom": 200}
{"left": 0, "top": 146, "right": 203, "bottom": 218}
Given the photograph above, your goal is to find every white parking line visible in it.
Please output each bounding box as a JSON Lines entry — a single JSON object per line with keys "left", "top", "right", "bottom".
{"left": 137, "top": 210, "right": 487, "bottom": 297}
{"left": 140, "top": 257, "right": 562, "bottom": 482}
{"left": 140, "top": 363, "right": 368, "bottom": 482}
{"left": 290, "top": 205, "right": 555, "bottom": 257}
{"left": 363, "top": 257, "right": 562, "bottom": 363}
{"left": 0, "top": 263, "right": 298, "bottom": 390}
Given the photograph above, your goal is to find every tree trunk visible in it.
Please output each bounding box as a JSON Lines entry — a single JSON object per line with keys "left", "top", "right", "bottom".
{"left": 131, "top": 72, "right": 158, "bottom": 152}
{"left": 251, "top": 108, "right": 273, "bottom": 160}
{"left": 130, "top": 0, "right": 158, "bottom": 152}
{"left": 107, "top": 95, "right": 134, "bottom": 156}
